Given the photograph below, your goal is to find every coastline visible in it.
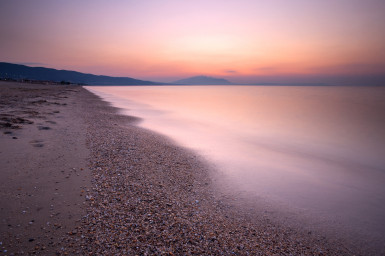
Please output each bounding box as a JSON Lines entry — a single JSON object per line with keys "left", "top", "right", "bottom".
{"left": 77, "top": 86, "right": 359, "bottom": 255}
{"left": 1, "top": 82, "right": 363, "bottom": 255}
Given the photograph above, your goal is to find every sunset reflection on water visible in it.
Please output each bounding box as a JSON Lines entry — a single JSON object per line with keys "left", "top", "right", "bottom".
{"left": 87, "top": 85, "right": 385, "bottom": 241}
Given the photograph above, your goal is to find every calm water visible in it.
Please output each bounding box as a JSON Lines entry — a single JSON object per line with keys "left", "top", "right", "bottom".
{"left": 86, "top": 85, "right": 385, "bottom": 247}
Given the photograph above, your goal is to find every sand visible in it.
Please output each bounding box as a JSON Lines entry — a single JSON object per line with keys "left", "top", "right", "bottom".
{"left": 0, "top": 82, "right": 90, "bottom": 255}
{"left": 0, "top": 82, "right": 365, "bottom": 255}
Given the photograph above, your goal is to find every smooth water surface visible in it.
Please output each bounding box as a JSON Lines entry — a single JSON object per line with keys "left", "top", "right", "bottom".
{"left": 86, "top": 85, "right": 385, "bottom": 245}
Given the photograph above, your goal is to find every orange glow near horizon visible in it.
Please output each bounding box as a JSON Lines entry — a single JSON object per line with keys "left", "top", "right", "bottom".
{"left": 1, "top": 0, "right": 385, "bottom": 83}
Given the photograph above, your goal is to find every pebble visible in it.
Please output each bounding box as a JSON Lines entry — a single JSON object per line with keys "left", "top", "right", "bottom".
{"left": 1, "top": 86, "right": 359, "bottom": 255}
{"left": 59, "top": 89, "right": 357, "bottom": 255}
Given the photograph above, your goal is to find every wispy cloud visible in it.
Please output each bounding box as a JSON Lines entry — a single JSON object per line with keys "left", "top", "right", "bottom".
{"left": 224, "top": 70, "right": 237, "bottom": 74}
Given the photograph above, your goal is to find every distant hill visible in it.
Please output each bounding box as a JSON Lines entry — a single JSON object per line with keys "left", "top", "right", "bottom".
{"left": 173, "top": 76, "right": 233, "bottom": 85}
{"left": 0, "top": 62, "right": 162, "bottom": 85}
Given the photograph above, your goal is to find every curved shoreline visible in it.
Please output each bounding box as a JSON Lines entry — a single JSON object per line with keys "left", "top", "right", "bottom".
{"left": 0, "top": 82, "right": 369, "bottom": 255}
{"left": 75, "top": 87, "right": 361, "bottom": 255}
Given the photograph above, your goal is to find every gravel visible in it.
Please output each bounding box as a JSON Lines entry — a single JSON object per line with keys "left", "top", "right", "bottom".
{"left": 60, "top": 88, "right": 359, "bottom": 255}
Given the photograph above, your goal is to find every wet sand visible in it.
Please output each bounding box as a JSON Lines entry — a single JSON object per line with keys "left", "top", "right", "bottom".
{"left": 0, "top": 82, "right": 90, "bottom": 255}
{"left": 0, "top": 82, "right": 365, "bottom": 255}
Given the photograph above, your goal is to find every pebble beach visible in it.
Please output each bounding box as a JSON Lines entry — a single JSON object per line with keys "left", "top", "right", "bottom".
{"left": 1, "top": 82, "right": 363, "bottom": 255}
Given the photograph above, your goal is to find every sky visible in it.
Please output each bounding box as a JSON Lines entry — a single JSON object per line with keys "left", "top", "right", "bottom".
{"left": 1, "top": 0, "right": 385, "bottom": 85}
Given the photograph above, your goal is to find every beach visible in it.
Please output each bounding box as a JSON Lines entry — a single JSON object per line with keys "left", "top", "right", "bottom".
{"left": 0, "top": 82, "right": 90, "bottom": 255}
{"left": 0, "top": 82, "right": 363, "bottom": 255}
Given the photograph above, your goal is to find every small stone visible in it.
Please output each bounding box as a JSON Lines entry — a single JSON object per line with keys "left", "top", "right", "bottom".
{"left": 38, "top": 126, "right": 51, "bottom": 130}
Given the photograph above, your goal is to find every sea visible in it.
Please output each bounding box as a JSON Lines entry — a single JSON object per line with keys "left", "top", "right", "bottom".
{"left": 86, "top": 85, "right": 385, "bottom": 252}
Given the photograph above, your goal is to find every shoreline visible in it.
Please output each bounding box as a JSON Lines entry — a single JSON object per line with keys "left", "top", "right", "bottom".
{"left": 77, "top": 87, "right": 359, "bottom": 255}
{"left": 1, "top": 82, "right": 366, "bottom": 255}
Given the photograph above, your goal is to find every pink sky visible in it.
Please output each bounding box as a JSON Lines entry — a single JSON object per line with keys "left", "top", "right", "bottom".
{"left": 1, "top": 0, "right": 385, "bottom": 84}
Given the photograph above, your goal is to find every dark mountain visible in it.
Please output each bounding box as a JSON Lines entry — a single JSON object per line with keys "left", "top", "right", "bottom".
{"left": 0, "top": 62, "right": 162, "bottom": 85}
{"left": 173, "top": 76, "right": 233, "bottom": 85}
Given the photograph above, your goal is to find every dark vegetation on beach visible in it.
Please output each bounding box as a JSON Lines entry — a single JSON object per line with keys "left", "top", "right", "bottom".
{"left": 0, "top": 83, "right": 71, "bottom": 130}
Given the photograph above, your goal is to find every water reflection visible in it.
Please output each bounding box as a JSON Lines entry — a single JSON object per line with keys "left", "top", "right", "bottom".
{"left": 87, "top": 85, "right": 385, "bottom": 243}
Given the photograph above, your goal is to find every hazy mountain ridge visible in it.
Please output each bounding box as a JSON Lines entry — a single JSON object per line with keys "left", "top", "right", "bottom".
{"left": 173, "top": 76, "right": 233, "bottom": 85}
{"left": 0, "top": 62, "right": 162, "bottom": 85}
